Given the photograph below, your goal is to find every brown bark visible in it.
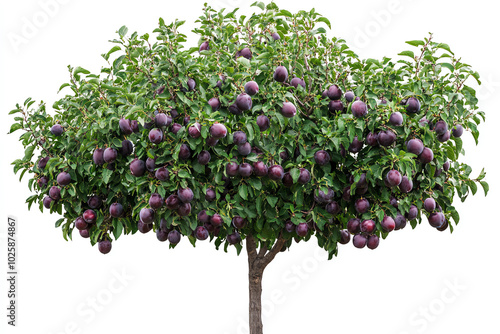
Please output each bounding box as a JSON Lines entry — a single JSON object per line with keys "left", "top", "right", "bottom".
{"left": 246, "top": 234, "right": 286, "bottom": 334}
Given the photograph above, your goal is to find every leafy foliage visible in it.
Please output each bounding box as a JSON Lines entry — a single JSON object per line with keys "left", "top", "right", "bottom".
{"left": 9, "top": 2, "right": 487, "bottom": 257}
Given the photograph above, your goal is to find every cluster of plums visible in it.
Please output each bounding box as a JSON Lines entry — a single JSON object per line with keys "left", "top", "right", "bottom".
{"left": 36, "top": 53, "right": 463, "bottom": 255}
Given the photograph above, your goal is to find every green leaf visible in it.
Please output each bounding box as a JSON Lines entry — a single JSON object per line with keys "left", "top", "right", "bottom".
{"left": 58, "top": 83, "right": 71, "bottom": 93}
{"left": 9, "top": 123, "right": 22, "bottom": 133}
{"left": 290, "top": 168, "right": 300, "bottom": 184}
{"left": 480, "top": 181, "right": 489, "bottom": 196}
{"left": 398, "top": 51, "right": 415, "bottom": 59}
{"left": 439, "top": 62, "right": 455, "bottom": 72}
{"left": 113, "top": 219, "right": 123, "bottom": 239}
{"left": 317, "top": 17, "right": 331, "bottom": 29}
{"left": 239, "top": 184, "right": 248, "bottom": 200}
{"left": 178, "top": 170, "right": 190, "bottom": 178}
{"left": 73, "top": 66, "right": 90, "bottom": 80}
{"left": 405, "top": 40, "right": 425, "bottom": 47}
{"left": 102, "top": 168, "right": 113, "bottom": 184}
{"left": 251, "top": 1, "right": 265, "bottom": 10}
{"left": 118, "top": 25, "right": 129, "bottom": 38}
{"left": 237, "top": 57, "right": 251, "bottom": 68}
{"left": 266, "top": 196, "right": 278, "bottom": 207}
{"left": 248, "top": 178, "right": 262, "bottom": 190}
{"left": 279, "top": 9, "right": 293, "bottom": 17}
{"left": 23, "top": 145, "right": 35, "bottom": 161}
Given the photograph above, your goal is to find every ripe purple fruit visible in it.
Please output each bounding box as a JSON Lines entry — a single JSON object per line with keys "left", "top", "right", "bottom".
{"left": 355, "top": 198, "right": 370, "bottom": 214}
{"left": 140, "top": 208, "right": 155, "bottom": 224}
{"left": 360, "top": 220, "right": 376, "bottom": 234}
{"left": 423, "top": 198, "right": 436, "bottom": 212}
{"left": 353, "top": 234, "right": 368, "bottom": 249}
{"left": 109, "top": 203, "right": 124, "bottom": 218}
{"left": 281, "top": 102, "right": 296, "bottom": 118}
{"left": 148, "top": 128, "right": 163, "bottom": 144}
{"left": 38, "top": 156, "right": 50, "bottom": 169}
{"left": 325, "top": 201, "right": 341, "bottom": 215}
{"left": 145, "top": 158, "right": 156, "bottom": 172}
{"left": 232, "top": 216, "right": 246, "bottom": 229}
{"left": 314, "top": 188, "right": 335, "bottom": 203}
{"left": 238, "top": 163, "right": 253, "bottom": 177}
{"left": 273, "top": 66, "right": 288, "bottom": 82}
{"left": 177, "top": 203, "right": 191, "bottom": 216}
{"left": 452, "top": 124, "right": 464, "bottom": 137}
{"left": 282, "top": 172, "right": 293, "bottom": 187}
{"left": 366, "top": 132, "right": 379, "bottom": 146}
{"left": 103, "top": 148, "right": 118, "bottom": 163}
{"left": 187, "top": 78, "right": 196, "bottom": 91}
{"left": 43, "top": 196, "right": 53, "bottom": 209}
{"left": 244, "top": 81, "right": 259, "bottom": 95}
{"left": 406, "top": 97, "right": 421, "bottom": 113}
{"left": 256, "top": 115, "right": 270, "bottom": 131}
{"left": 210, "top": 123, "right": 227, "bottom": 139}
{"left": 268, "top": 165, "right": 285, "bottom": 181}
{"left": 56, "top": 171, "right": 71, "bottom": 186}
{"left": 88, "top": 196, "right": 102, "bottom": 209}
{"left": 434, "top": 120, "right": 448, "bottom": 135}
{"left": 168, "top": 230, "right": 181, "bottom": 244}
{"left": 75, "top": 217, "right": 89, "bottom": 231}
{"left": 236, "top": 93, "right": 252, "bottom": 111}
{"left": 138, "top": 220, "right": 152, "bottom": 234}
{"left": 195, "top": 226, "right": 209, "bottom": 240}
{"left": 253, "top": 161, "right": 268, "bottom": 177}
{"left": 227, "top": 232, "right": 242, "bottom": 245}
{"left": 149, "top": 193, "right": 163, "bottom": 210}
{"left": 339, "top": 230, "right": 351, "bottom": 244}
{"left": 419, "top": 147, "right": 434, "bottom": 164}
{"left": 206, "top": 136, "right": 219, "bottom": 147}
{"left": 328, "top": 100, "right": 344, "bottom": 113}
{"left": 156, "top": 229, "right": 169, "bottom": 242}
{"left": 208, "top": 97, "right": 221, "bottom": 111}
{"left": 204, "top": 188, "right": 216, "bottom": 202}
{"left": 367, "top": 235, "right": 379, "bottom": 250}
{"left": 130, "top": 120, "right": 140, "bottom": 133}
{"left": 170, "top": 123, "right": 183, "bottom": 135}
{"left": 291, "top": 77, "right": 306, "bottom": 89}
{"left": 238, "top": 47, "right": 252, "bottom": 59}
{"left": 199, "top": 41, "right": 209, "bottom": 52}
{"left": 188, "top": 122, "right": 201, "bottom": 138}
{"left": 165, "top": 194, "right": 180, "bottom": 210}
{"left": 233, "top": 131, "right": 247, "bottom": 145}
{"left": 389, "top": 112, "right": 403, "bottom": 126}
{"left": 51, "top": 124, "right": 64, "bottom": 136}
{"left": 237, "top": 142, "right": 252, "bottom": 156}
{"left": 155, "top": 166, "right": 169, "bottom": 181}
{"left": 120, "top": 140, "right": 133, "bottom": 156}
{"left": 98, "top": 240, "right": 112, "bottom": 254}
{"left": 443, "top": 161, "right": 450, "bottom": 171}
{"left": 130, "top": 159, "right": 146, "bottom": 177}
{"left": 49, "top": 186, "right": 61, "bottom": 200}
{"left": 428, "top": 212, "right": 445, "bottom": 228}
{"left": 344, "top": 91, "right": 355, "bottom": 102}
{"left": 407, "top": 205, "right": 418, "bottom": 220}
{"left": 399, "top": 176, "right": 413, "bottom": 193}
{"left": 437, "top": 130, "right": 450, "bottom": 142}
{"left": 177, "top": 187, "right": 194, "bottom": 203}
{"left": 314, "top": 150, "right": 330, "bottom": 166}
{"left": 198, "top": 150, "right": 211, "bottom": 165}
{"left": 79, "top": 229, "right": 90, "bottom": 238}
{"left": 119, "top": 118, "right": 133, "bottom": 134}
{"left": 348, "top": 136, "right": 363, "bottom": 153}
{"left": 298, "top": 168, "right": 311, "bottom": 184}
{"left": 271, "top": 32, "right": 280, "bottom": 40}
{"left": 83, "top": 209, "right": 96, "bottom": 223}
{"left": 351, "top": 100, "right": 368, "bottom": 117}
{"left": 386, "top": 170, "right": 402, "bottom": 187}
{"left": 229, "top": 103, "right": 242, "bottom": 115}
{"left": 296, "top": 223, "right": 309, "bottom": 237}
{"left": 381, "top": 216, "right": 396, "bottom": 232}
{"left": 394, "top": 214, "right": 407, "bottom": 230}
{"left": 327, "top": 84, "right": 342, "bottom": 100}
{"left": 226, "top": 162, "right": 239, "bottom": 177}
{"left": 406, "top": 138, "right": 424, "bottom": 155}
{"left": 377, "top": 130, "right": 396, "bottom": 146}
{"left": 347, "top": 218, "right": 361, "bottom": 234}
{"left": 179, "top": 144, "right": 191, "bottom": 160}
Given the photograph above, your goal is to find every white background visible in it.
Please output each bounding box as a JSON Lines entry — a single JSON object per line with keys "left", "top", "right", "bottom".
{"left": 1, "top": 0, "right": 499, "bottom": 333}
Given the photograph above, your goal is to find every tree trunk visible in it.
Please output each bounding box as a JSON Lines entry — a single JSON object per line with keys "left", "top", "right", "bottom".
{"left": 248, "top": 264, "right": 264, "bottom": 334}
{"left": 246, "top": 234, "right": 286, "bottom": 334}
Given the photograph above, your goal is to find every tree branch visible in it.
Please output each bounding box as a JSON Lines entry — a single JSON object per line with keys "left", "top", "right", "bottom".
{"left": 246, "top": 234, "right": 258, "bottom": 264}
{"left": 263, "top": 235, "right": 286, "bottom": 267}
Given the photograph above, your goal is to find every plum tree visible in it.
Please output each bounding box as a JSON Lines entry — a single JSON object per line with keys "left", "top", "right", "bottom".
{"left": 9, "top": 3, "right": 489, "bottom": 334}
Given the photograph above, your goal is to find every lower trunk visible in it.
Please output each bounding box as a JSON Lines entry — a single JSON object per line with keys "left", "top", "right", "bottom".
{"left": 249, "top": 266, "right": 264, "bottom": 334}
